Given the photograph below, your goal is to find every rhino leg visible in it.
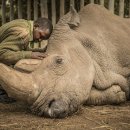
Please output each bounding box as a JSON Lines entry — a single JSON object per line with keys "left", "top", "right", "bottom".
{"left": 86, "top": 85, "right": 126, "bottom": 105}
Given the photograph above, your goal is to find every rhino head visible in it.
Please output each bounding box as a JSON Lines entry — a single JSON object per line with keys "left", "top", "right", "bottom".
{"left": 0, "top": 5, "right": 95, "bottom": 118}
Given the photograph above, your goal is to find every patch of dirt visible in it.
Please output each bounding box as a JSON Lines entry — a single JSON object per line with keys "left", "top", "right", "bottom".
{"left": 0, "top": 102, "right": 130, "bottom": 130}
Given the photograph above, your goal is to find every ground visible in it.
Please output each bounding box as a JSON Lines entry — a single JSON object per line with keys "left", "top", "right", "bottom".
{"left": 0, "top": 102, "right": 130, "bottom": 130}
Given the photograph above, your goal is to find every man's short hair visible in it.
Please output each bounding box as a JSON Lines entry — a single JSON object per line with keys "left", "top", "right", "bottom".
{"left": 34, "top": 17, "right": 53, "bottom": 39}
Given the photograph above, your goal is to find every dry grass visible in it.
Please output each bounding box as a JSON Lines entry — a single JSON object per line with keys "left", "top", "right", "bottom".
{"left": 0, "top": 102, "right": 130, "bottom": 130}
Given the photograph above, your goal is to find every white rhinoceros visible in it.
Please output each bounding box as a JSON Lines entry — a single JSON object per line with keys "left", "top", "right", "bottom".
{"left": 0, "top": 4, "right": 129, "bottom": 118}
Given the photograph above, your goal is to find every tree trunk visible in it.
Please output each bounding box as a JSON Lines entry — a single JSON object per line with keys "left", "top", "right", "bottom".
{"left": 119, "top": 0, "right": 124, "bottom": 17}
{"left": 27, "top": 0, "right": 31, "bottom": 20}
{"left": 40, "top": 0, "right": 48, "bottom": 18}
{"left": 51, "top": 0, "right": 56, "bottom": 27}
{"left": 34, "top": 0, "right": 38, "bottom": 20}
{"left": 99, "top": 0, "right": 104, "bottom": 6}
{"left": 2, "top": 0, "right": 6, "bottom": 24}
{"left": 60, "top": 0, "right": 65, "bottom": 17}
{"left": 108, "top": 0, "right": 115, "bottom": 14}
{"left": 18, "top": 0, "right": 22, "bottom": 19}
{"left": 80, "top": 0, "right": 84, "bottom": 10}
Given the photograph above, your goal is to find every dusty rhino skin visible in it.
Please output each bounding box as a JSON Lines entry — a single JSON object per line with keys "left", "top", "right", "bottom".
{"left": 0, "top": 4, "right": 130, "bottom": 118}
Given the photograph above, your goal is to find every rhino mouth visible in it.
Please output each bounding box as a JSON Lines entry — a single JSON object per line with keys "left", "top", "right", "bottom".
{"left": 30, "top": 92, "right": 79, "bottom": 118}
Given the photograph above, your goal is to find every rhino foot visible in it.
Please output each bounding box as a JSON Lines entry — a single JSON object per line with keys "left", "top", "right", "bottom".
{"left": 86, "top": 85, "right": 126, "bottom": 105}
{"left": 106, "top": 85, "right": 126, "bottom": 104}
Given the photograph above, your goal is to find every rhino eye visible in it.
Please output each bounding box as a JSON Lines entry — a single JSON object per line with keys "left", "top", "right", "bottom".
{"left": 55, "top": 56, "right": 64, "bottom": 65}
{"left": 56, "top": 57, "right": 63, "bottom": 64}
{"left": 52, "top": 56, "right": 67, "bottom": 75}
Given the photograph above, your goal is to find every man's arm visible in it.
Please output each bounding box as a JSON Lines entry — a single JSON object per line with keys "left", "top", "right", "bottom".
{"left": 27, "top": 40, "right": 48, "bottom": 52}
{"left": 0, "top": 49, "right": 48, "bottom": 65}
{"left": 0, "top": 49, "right": 32, "bottom": 65}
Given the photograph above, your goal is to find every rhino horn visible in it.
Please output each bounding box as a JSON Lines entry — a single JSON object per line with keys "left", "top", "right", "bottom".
{"left": 0, "top": 63, "right": 39, "bottom": 104}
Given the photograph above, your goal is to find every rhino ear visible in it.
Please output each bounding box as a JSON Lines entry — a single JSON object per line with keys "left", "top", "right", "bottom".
{"left": 67, "top": 5, "right": 80, "bottom": 28}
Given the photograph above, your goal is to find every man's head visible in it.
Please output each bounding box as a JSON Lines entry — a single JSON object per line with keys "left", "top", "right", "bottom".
{"left": 33, "top": 18, "right": 53, "bottom": 41}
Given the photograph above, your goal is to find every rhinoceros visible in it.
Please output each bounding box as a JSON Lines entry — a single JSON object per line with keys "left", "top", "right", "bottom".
{"left": 0, "top": 4, "right": 130, "bottom": 118}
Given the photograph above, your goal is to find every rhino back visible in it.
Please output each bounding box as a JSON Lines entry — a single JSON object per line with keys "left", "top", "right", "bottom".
{"left": 78, "top": 4, "right": 130, "bottom": 73}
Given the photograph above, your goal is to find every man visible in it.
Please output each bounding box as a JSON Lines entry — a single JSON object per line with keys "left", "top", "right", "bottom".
{"left": 0, "top": 17, "right": 53, "bottom": 103}
{"left": 0, "top": 17, "right": 53, "bottom": 65}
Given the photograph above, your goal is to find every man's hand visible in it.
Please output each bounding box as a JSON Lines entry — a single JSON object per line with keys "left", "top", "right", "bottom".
{"left": 31, "top": 52, "right": 48, "bottom": 60}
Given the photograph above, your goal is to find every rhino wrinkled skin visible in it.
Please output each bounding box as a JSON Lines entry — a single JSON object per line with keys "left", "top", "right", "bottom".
{"left": 0, "top": 4, "right": 130, "bottom": 118}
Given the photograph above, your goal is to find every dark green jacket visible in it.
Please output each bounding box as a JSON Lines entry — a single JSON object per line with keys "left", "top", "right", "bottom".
{"left": 0, "top": 19, "right": 43, "bottom": 65}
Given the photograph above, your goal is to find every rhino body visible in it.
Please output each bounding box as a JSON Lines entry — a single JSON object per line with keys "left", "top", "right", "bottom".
{"left": 0, "top": 4, "right": 130, "bottom": 118}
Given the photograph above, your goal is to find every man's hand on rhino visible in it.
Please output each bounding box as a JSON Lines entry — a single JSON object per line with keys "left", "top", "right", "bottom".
{"left": 31, "top": 52, "right": 48, "bottom": 60}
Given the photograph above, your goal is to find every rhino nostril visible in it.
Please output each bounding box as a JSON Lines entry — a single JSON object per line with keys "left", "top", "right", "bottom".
{"left": 56, "top": 58, "right": 63, "bottom": 64}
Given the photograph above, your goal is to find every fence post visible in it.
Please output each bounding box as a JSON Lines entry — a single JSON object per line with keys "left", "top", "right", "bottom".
{"left": 80, "top": 0, "right": 84, "bottom": 9}
{"left": 10, "top": 0, "right": 14, "bottom": 21}
{"left": 129, "top": 0, "right": 130, "bottom": 17}
{"left": 2, "top": 0, "right": 6, "bottom": 24}
{"left": 51, "top": 0, "right": 56, "bottom": 27}
{"left": 99, "top": 0, "right": 104, "bottom": 6}
{"left": 27, "top": 0, "right": 31, "bottom": 20}
{"left": 18, "top": 0, "right": 22, "bottom": 19}
{"left": 70, "top": 0, "right": 75, "bottom": 7}
{"left": 40, "top": 0, "right": 48, "bottom": 18}
{"left": 108, "top": 0, "right": 115, "bottom": 14}
{"left": 119, "top": 0, "right": 124, "bottom": 17}
{"left": 34, "top": 0, "right": 38, "bottom": 20}
{"left": 90, "top": 0, "right": 94, "bottom": 3}
{"left": 60, "top": 0, "right": 65, "bottom": 17}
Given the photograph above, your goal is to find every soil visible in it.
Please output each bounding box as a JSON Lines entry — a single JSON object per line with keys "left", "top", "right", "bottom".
{"left": 0, "top": 101, "right": 130, "bottom": 130}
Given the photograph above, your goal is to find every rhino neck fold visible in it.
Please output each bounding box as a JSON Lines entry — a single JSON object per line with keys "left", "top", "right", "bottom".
{"left": 0, "top": 63, "right": 39, "bottom": 104}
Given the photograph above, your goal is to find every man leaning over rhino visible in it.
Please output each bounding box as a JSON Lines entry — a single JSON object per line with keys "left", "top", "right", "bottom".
{"left": 0, "top": 17, "right": 53, "bottom": 103}
{"left": 0, "top": 4, "right": 129, "bottom": 118}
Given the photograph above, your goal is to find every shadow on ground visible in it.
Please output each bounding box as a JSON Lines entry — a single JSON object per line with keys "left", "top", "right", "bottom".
{"left": 0, "top": 102, "right": 130, "bottom": 130}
